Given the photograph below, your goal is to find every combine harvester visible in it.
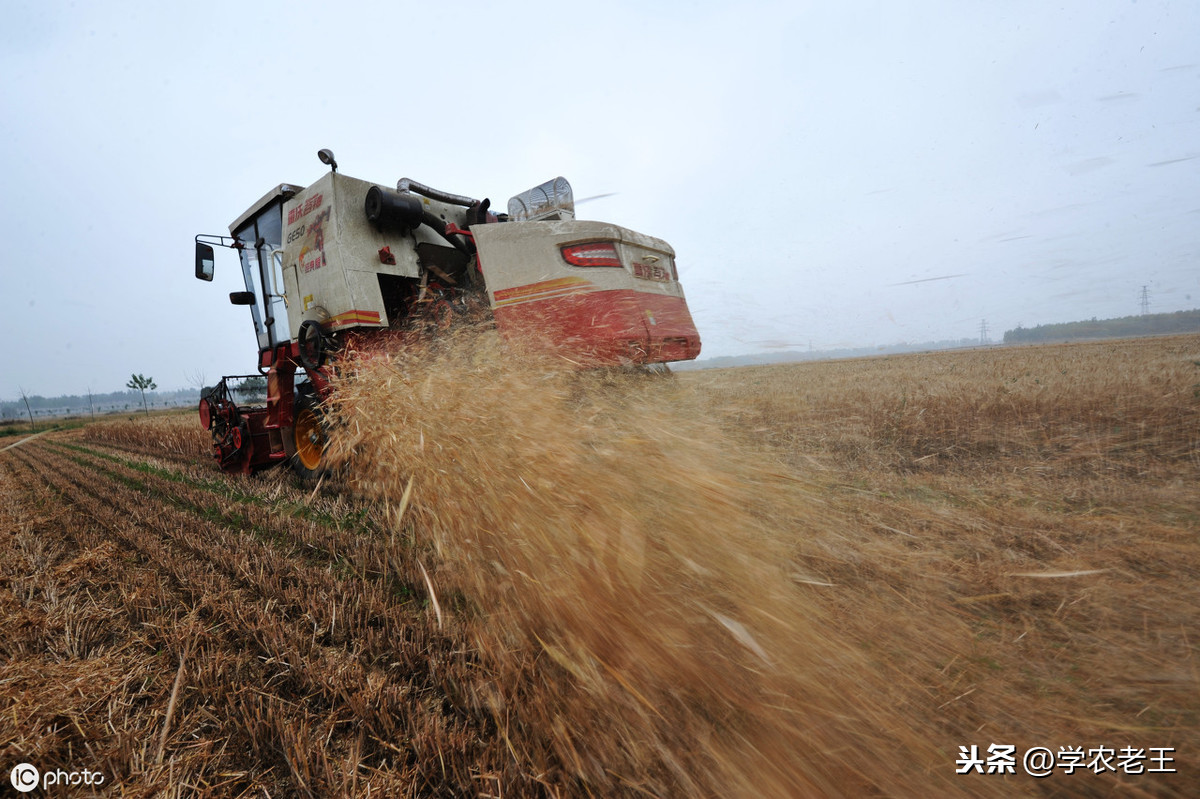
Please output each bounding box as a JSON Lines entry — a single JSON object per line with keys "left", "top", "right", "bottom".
{"left": 194, "top": 150, "right": 701, "bottom": 477}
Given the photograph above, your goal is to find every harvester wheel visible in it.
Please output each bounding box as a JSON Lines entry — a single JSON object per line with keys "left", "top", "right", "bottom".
{"left": 287, "top": 389, "right": 328, "bottom": 481}
{"left": 297, "top": 320, "right": 329, "bottom": 372}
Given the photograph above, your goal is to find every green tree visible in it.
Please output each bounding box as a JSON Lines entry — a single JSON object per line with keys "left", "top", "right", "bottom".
{"left": 234, "top": 376, "right": 267, "bottom": 400}
{"left": 126, "top": 373, "right": 157, "bottom": 417}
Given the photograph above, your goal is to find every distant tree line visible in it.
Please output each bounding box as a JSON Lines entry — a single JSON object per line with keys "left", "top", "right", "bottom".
{"left": 0, "top": 376, "right": 271, "bottom": 421}
{"left": 0, "top": 387, "right": 204, "bottom": 420}
{"left": 1003, "top": 309, "right": 1200, "bottom": 344}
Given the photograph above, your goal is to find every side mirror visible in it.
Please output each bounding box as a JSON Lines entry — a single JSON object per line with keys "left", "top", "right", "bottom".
{"left": 230, "top": 291, "right": 256, "bottom": 305}
{"left": 195, "top": 242, "right": 215, "bottom": 281}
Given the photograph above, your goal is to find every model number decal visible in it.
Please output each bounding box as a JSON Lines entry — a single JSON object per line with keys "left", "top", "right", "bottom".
{"left": 632, "top": 262, "right": 670, "bottom": 282}
{"left": 286, "top": 223, "right": 306, "bottom": 243}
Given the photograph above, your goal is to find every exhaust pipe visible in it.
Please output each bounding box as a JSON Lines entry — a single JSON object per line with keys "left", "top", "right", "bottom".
{"left": 365, "top": 185, "right": 471, "bottom": 255}
{"left": 395, "top": 178, "right": 477, "bottom": 208}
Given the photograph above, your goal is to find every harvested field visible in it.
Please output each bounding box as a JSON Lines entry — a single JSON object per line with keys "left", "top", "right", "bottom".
{"left": 1, "top": 334, "right": 1196, "bottom": 797}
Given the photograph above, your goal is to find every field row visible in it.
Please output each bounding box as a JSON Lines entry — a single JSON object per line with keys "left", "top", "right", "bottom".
{"left": 0, "top": 436, "right": 553, "bottom": 797}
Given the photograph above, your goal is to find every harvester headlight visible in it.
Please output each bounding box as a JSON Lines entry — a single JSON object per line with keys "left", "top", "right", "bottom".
{"left": 561, "top": 241, "right": 622, "bottom": 268}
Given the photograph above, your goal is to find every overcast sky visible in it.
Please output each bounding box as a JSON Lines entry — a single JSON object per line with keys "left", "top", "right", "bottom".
{"left": 3, "top": 0, "right": 1197, "bottom": 397}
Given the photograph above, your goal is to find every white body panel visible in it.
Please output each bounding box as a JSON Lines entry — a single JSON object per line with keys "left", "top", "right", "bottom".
{"left": 279, "top": 173, "right": 468, "bottom": 336}
{"left": 471, "top": 220, "right": 686, "bottom": 304}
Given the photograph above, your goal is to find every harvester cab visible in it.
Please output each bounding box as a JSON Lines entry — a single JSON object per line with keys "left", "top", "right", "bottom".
{"left": 194, "top": 150, "right": 701, "bottom": 476}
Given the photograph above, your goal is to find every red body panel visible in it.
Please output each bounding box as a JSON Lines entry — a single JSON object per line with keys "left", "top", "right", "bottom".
{"left": 493, "top": 287, "right": 701, "bottom": 364}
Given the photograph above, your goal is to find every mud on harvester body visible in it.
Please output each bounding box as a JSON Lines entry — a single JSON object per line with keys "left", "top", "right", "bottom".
{"left": 194, "top": 151, "right": 701, "bottom": 476}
